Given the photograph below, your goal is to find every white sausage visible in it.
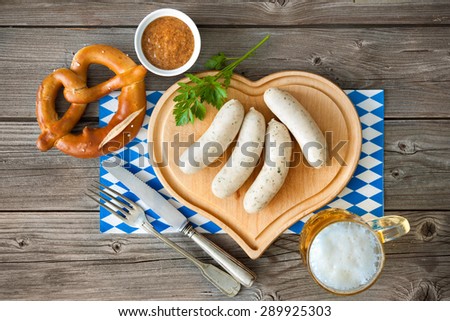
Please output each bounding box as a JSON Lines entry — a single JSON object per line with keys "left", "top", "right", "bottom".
{"left": 264, "top": 87, "right": 327, "bottom": 168}
{"left": 212, "top": 107, "right": 266, "bottom": 198}
{"left": 243, "top": 119, "right": 292, "bottom": 214}
{"left": 179, "top": 99, "right": 244, "bottom": 175}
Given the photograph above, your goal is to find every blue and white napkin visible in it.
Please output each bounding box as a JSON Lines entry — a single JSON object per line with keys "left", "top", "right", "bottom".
{"left": 99, "top": 90, "right": 384, "bottom": 234}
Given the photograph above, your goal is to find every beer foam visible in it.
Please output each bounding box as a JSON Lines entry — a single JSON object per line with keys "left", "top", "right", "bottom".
{"left": 309, "top": 221, "right": 382, "bottom": 293}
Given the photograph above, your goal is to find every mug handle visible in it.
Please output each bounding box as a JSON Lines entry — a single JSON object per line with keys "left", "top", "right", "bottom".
{"left": 366, "top": 215, "right": 410, "bottom": 243}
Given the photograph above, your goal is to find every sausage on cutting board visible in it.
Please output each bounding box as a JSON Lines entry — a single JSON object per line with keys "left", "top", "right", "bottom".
{"left": 179, "top": 99, "right": 245, "bottom": 175}
{"left": 243, "top": 119, "right": 292, "bottom": 214}
{"left": 264, "top": 87, "right": 327, "bottom": 168}
{"left": 212, "top": 107, "right": 266, "bottom": 198}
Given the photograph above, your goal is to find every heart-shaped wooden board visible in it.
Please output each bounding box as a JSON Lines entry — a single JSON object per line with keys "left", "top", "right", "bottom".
{"left": 148, "top": 71, "right": 361, "bottom": 259}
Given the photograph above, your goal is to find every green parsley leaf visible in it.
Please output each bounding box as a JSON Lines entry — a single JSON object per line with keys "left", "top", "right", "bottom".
{"left": 173, "top": 35, "right": 270, "bottom": 126}
{"left": 204, "top": 52, "right": 228, "bottom": 70}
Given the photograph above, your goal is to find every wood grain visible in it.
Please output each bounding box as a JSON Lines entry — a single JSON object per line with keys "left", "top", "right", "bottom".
{"left": 2, "top": 0, "right": 450, "bottom": 26}
{"left": 2, "top": 27, "right": 450, "bottom": 119}
{"left": 0, "top": 210, "right": 448, "bottom": 300}
{"left": 1, "top": 0, "right": 449, "bottom": 302}
{"left": 385, "top": 120, "right": 450, "bottom": 210}
{"left": 2, "top": 119, "right": 450, "bottom": 211}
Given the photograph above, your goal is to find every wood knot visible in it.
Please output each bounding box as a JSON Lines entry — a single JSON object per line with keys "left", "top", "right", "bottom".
{"left": 355, "top": 39, "right": 364, "bottom": 49}
{"left": 398, "top": 142, "right": 407, "bottom": 150}
{"left": 397, "top": 141, "right": 417, "bottom": 155}
{"left": 112, "top": 241, "right": 122, "bottom": 253}
{"left": 270, "top": 0, "right": 288, "bottom": 7}
{"left": 15, "top": 237, "right": 30, "bottom": 249}
{"left": 419, "top": 220, "right": 437, "bottom": 241}
{"left": 312, "top": 57, "right": 322, "bottom": 66}
{"left": 409, "top": 281, "right": 441, "bottom": 300}
{"left": 262, "top": 291, "right": 282, "bottom": 301}
{"left": 251, "top": 288, "right": 264, "bottom": 301}
{"left": 391, "top": 168, "right": 404, "bottom": 180}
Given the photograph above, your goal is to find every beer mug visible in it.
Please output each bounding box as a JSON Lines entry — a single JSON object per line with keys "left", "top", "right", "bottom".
{"left": 299, "top": 208, "right": 410, "bottom": 295}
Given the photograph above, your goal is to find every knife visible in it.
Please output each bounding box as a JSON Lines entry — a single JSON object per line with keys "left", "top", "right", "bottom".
{"left": 103, "top": 159, "right": 256, "bottom": 287}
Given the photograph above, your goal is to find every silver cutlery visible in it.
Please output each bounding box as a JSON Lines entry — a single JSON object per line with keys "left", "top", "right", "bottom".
{"left": 86, "top": 183, "right": 241, "bottom": 297}
{"left": 102, "top": 159, "right": 257, "bottom": 287}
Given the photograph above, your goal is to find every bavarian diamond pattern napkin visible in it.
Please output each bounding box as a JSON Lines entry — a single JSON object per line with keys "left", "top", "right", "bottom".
{"left": 99, "top": 90, "right": 384, "bottom": 234}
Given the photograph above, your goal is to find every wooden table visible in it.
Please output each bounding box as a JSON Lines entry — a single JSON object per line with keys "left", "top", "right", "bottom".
{"left": 1, "top": 1, "right": 449, "bottom": 300}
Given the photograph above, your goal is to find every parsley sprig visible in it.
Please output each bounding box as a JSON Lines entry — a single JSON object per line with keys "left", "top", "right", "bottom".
{"left": 173, "top": 35, "right": 270, "bottom": 126}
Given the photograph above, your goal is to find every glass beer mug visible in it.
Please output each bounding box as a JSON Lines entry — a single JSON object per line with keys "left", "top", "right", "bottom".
{"left": 299, "top": 208, "right": 410, "bottom": 295}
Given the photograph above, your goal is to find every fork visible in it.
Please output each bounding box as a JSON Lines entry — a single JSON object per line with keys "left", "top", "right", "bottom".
{"left": 85, "top": 182, "right": 241, "bottom": 297}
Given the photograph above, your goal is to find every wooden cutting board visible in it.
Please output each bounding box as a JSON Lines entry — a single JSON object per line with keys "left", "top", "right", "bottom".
{"left": 148, "top": 71, "right": 362, "bottom": 259}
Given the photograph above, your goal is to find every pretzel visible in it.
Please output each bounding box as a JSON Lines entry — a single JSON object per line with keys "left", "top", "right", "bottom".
{"left": 36, "top": 44, "right": 147, "bottom": 158}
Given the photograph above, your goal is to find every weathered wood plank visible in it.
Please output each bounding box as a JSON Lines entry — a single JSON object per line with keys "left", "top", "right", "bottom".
{"left": 1, "top": 119, "right": 450, "bottom": 211}
{"left": 2, "top": 27, "right": 450, "bottom": 119}
{"left": 1, "top": 0, "right": 448, "bottom": 304}
{"left": 385, "top": 120, "right": 450, "bottom": 210}
{"left": 0, "top": 210, "right": 448, "bottom": 300}
{"left": 1, "top": 0, "right": 450, "bottom": 26}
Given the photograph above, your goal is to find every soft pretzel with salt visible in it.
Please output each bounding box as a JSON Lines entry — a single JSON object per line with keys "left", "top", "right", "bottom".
{"left": 36, "top": 44, "right": 147, "bottom": 158}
